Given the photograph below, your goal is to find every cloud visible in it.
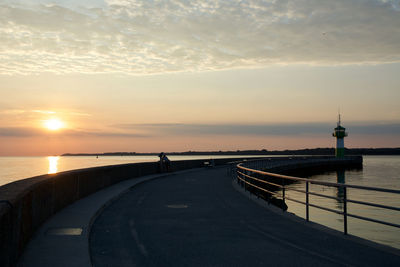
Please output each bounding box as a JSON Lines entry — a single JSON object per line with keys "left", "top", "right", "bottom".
{"left": 32, "top": 110, "right": 56, "bottom": 114}
{"left": 0, "top": 127, "right": 148, "bottom": 138}
{"left": 0, "top": 127, "right": 42, "bottom": 137}
{"left": 350, "top": 123, "right": 400, "bottom": 135}
{"left": 0, "top": 108, "right": 91, "bottom": 118}
{"left": 0, "top": 109, "right": 27, "bottom": 115}
{"left": 2, "top": 122, "right": 400, "bottom": 138}
{"left": 0, "top": 0, "right": 399, "bottom": 75}
{"left": 114, "top": 122, "right": 400, "bottom": 136}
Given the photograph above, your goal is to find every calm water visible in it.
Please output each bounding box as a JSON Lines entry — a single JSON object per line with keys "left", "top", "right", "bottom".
{"left": 1, "top": 155, "right": 399, "bottom": 249}
{"left": 283, "top": 156, "right": 400, "bottom": 249}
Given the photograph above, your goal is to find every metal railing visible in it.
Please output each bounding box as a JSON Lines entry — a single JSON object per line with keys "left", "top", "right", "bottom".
{"left": 236, "top": 160, "right": 400, "bottom": 235}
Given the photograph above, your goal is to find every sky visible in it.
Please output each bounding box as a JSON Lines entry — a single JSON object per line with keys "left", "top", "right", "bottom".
{"left": 0, "top": 0, "right": 399, "bottom": 156}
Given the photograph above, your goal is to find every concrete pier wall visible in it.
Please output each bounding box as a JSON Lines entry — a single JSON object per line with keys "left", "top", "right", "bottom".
{"left": 264, "top": 156, "right": 363, "bottom": 174}
{"left": 0, "top": 157, "right": 259, "bottom": 266}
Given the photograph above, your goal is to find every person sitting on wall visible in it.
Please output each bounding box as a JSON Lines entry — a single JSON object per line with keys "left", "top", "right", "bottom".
{"left": 158, "top": 152, "right": 165, "bottom": 172}
{"left": 163, "top": 154, "right": 171, "bottom": 172}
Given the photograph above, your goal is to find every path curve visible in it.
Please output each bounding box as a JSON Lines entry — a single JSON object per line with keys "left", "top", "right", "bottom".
{"left": 90, "top": 167, "right": 400, "bottom": 267}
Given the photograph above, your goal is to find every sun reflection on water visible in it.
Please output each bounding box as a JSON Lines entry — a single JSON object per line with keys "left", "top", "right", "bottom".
{"left": 48, "top": 156, "right": 59, "bottom": 174}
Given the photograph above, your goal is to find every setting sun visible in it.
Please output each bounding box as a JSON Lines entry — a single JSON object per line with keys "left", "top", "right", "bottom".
{"left": 44, "top": 118, "right": 64, "bottom": 131}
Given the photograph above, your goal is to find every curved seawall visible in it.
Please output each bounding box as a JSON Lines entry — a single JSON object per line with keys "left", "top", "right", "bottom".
{"left": 0, "top": 156, "right": 362, "bottom": 266}
{"left": 241, "top": 155, "right": 363, "bottom": 174}
{"left": 0, "top": 158, "right": 242, "bottom": 266}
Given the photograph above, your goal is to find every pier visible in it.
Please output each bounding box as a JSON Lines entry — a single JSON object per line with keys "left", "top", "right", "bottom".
{"left": 1, "top": 156, "right": 399, "bottom": 266}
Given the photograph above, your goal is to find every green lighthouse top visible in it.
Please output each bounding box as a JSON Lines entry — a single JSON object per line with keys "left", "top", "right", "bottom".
{"left": 332, "top": 114, "right": 348, "bottom": 138}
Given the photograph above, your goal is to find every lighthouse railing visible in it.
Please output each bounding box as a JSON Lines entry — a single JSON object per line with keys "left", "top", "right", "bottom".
{"left": 236, "top": 160, "right": 400, "bottom": 235}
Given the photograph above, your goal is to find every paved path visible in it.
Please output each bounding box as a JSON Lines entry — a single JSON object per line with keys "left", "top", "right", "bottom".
{"left": 18, "top": 170, "right": 189, "bottom": 267}
{"left": 90, "top": 167, "right": 400, "bottom": 267}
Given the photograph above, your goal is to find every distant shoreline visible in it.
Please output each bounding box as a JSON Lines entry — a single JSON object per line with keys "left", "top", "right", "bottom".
{"left": 61, "top": 147, "right": 400, "bottom": 156}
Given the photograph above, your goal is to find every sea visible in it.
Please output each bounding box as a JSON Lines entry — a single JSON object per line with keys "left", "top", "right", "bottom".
{"left": 0, "top": 155, "right": 399, "bottom": 249}
{"left": 282, "top": 156, "right": 400, "bottom": 249}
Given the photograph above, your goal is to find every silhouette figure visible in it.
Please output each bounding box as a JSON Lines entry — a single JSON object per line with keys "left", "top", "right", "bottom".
{"left": 158, "top": 152, "right": 171, "bottom": 172}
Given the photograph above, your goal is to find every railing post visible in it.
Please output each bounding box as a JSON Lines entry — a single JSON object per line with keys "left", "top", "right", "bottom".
{"left": 306, "top": 181, "right": 309, "bottom": 222}
{"left": 244, "top": 170, "right": 247, "bottom": 191}
{"left": 281, "top": 178, "right": 285, "bottom": 212}
{"left": 343, "top": 185, "right": 348, "bottom": 235}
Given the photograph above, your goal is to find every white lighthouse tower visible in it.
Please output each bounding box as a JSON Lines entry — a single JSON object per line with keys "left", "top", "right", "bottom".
{"left": 332, "top": 114, "right": 348, "bottom": 158}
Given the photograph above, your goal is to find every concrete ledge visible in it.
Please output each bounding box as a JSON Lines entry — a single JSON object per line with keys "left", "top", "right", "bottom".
{"left": 0, "top": 162, "right": 157, "bottom": 267}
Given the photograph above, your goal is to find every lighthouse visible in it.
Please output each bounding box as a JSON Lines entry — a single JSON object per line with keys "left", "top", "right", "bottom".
{"left": 332, "top": 114, "right": 348, "bottom": 158}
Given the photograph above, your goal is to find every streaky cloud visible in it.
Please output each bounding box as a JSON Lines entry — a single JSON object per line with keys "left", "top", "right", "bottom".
{"left": 114, "top": 122, "right": 400, "bottom": 136}
{"left": 1, "top": 122, "right": 399, "bottom": 139}
{"left": 0, "top": 127, "right": 43, "bottom": 137}
{"left": 0, "top": 0, "right": 399, "bottom": 75}
{"left": 0, "top": 127, "right": 149, "bottom": 138}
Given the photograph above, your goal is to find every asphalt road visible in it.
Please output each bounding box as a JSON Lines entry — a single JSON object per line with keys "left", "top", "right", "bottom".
{"left": 89, "top": 167, "right": 400, "bottom": 267}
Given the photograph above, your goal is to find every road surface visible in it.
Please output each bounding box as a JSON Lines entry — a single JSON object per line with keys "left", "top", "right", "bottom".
{"left": 90, "top": 167, "right": 400, "bottom": 266}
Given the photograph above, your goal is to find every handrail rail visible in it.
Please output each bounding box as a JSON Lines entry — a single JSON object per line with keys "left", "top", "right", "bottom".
{"left": 238, "top": 164, "right": 400, "bottom": 194}
{"left": 237, "top": 170, "right": 283, "bottom": 188}
{"left": 236, "top": 159, "right": 400, "bottom": 236}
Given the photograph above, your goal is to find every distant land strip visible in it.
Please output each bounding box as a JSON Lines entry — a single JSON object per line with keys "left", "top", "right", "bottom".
{"left": 61, "top": 148, "right": 400, "bottom": 156}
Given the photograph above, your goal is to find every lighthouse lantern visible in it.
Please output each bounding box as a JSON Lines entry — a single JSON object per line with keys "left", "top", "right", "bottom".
{"left": 332, "top": 114, "right": 348, "bottom": 158}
